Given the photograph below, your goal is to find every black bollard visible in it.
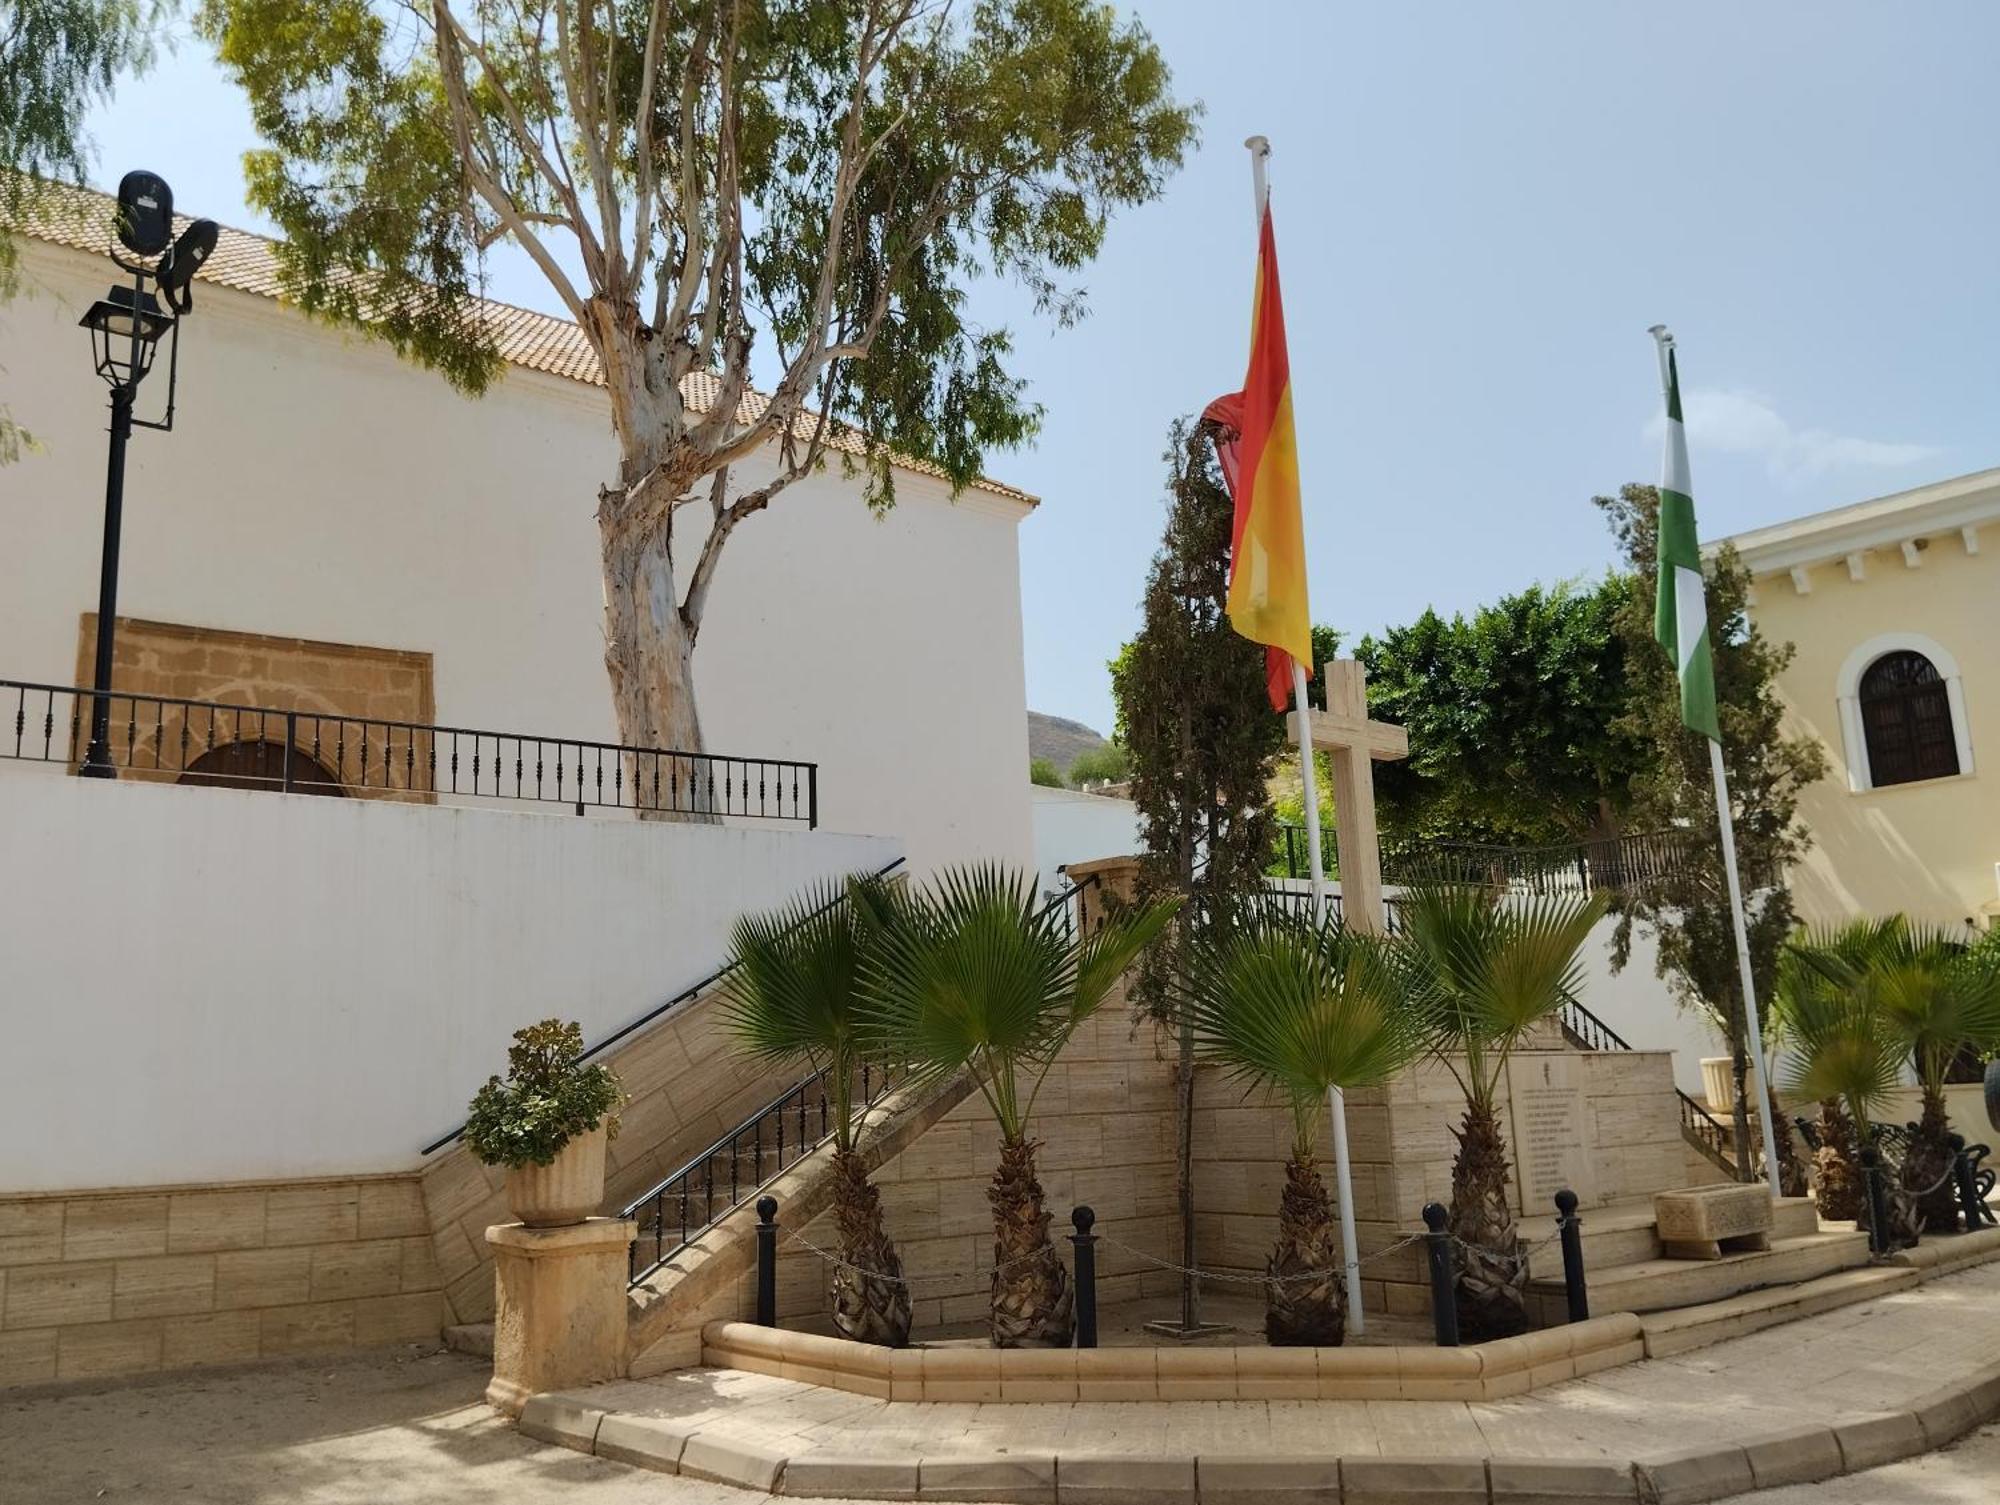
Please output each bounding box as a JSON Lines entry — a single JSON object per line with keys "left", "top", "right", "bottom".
{"left": 1949, "top": 1134, "right": 1984, "bottom": 1233}
{"left": 1070, "top": 1205, "right": 1099, "bottom": 1349}
{"left": 755, "top": 1195, "right": 779, "bottom": 1326}
{"left": 1860, "top": 1146, "right": 1890, "bottom": 1255}
{"left": 1555, "top": 1189, "right": 1589, "bottom": 1323}
{"left": 1422, "top": 1202, "right": 1459, "bottom": 1347}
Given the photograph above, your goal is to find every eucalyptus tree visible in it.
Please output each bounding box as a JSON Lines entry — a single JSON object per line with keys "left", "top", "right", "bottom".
{"left": 1180, "top": 901, "right": 1424, "bottom": 1345}
{"left": 863, "top": 865, "right": 1176, "bottom": 1346}
{"left": 719, "top": 873, "right": 908, "bottom": 1345}
{"left": 1396, "top": 885, "right": 1606, "bottom": 1339}
{"left": 198, "top": 0, "right": 1196, "bottom": 759}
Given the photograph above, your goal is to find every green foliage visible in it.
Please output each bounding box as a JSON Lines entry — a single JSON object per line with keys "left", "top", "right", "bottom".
{"left": 1111, "top": 417, "right": 1285, "bottom": 1021}
{"left": 2, "top": 0, "right": 168, "bottom": 458}
{"left": 1065, "top": 741, "right": 1129, "bottom": 788}
{"left": 1593, "top": 483, "right": 1828, "bottom": 1074}
{"left": 862, "top": 863, "right": 1177, "bottom": 1144}
{"left": 1180, "top": 901, "right": 1424, "bottom": 1157}
{"left": 1395, "top": 885, "right": 1607, "bottom": 1112}
{"left": 1774, "top": 924, "right": 1907, "bottom": 1138}
{"left": 1783, "top": 915, "right": 2000, "bottom": 1113}
{"left": 196, "top": 0, "right": 1197, "bottom": 497}
{"left": 462, "top": 1018, "right": 623, "bottom": 1169}
{"left": 719, "top": 874, "right": 899, "bottom": 1154}
{"left": 1355, "top": 582, "right": 1643, "bottom": 846}
{"left": 1028, "top": 757, "right": 1063, "bottom": 788}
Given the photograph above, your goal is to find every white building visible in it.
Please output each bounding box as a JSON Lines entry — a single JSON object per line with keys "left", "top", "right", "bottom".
{"left": 0, "top": 196, "right": 1037, "bottom": 1193}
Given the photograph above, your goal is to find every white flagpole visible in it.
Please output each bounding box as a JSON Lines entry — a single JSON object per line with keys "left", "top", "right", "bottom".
{"left": 1251, "top": 133, "right": 1365, "bottom": 1330}
{"left": 1650, "top": 328, "right": 1783, "bottom": 1200}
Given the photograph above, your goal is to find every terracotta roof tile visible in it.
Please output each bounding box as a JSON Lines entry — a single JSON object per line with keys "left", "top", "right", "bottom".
{"left": 12, "top": 185, "right": 1036, "bottom": 506}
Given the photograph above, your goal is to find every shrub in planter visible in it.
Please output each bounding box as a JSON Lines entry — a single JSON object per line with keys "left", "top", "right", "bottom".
{"left": 464, "top": 1019, "right": 623, "bottom": 1226}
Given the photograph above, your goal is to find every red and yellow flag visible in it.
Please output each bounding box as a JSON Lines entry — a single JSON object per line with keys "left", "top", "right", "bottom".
{"left": 1204, "top": 202, "right": 1311, "bottom": 711}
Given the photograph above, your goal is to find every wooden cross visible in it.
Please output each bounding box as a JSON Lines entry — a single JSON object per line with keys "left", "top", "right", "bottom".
{"left": 1287, "top": 659, "right": 1408, "bottom": 935}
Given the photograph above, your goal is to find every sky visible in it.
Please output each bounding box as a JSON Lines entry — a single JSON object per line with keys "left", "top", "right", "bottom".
{"left": 81, "top": 3, "right": 2000, "bottom": 736}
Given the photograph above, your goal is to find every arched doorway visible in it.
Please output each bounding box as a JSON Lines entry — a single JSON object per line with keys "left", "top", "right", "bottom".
{"left": 180, "top": 740, "right": 344, "bottom": 795}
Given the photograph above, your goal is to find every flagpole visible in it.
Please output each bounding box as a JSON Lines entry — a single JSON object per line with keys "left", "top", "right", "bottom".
{"left": 1649, "top": 327, "right": 1784, "bottom": 1200}
{"left": 1252, "top": 132, "right": 1365, "bottom": 1332}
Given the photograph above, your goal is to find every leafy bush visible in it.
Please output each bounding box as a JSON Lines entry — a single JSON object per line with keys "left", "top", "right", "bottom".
{"left": 1066, "top": 742, "right": 1130, "bottom": 787}
{"left": 463, "top": 1019, "right": 622, "bottom": 1169}
{"left": 1028, "top": 757, "right": 1064, "bottom": 788}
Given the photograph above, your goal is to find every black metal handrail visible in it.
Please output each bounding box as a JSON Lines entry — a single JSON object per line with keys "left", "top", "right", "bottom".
{"left": 621, "top": 866, "right": 1103, "bottom": 1285}
{"left": 1555, "top": 994, "right": 1633, "bottom": 1052}
{"left": 1276, "top": 824, "right": 1698, "bottom": 896}
{"left": 1679, "top": 1090, "right": 1738, "bottom": 1173}
{"left": 417, "top": 854, "right": 907, "bottom": 1155}
{"left": 2, "top": 678, "right": 817, "bottom": 825}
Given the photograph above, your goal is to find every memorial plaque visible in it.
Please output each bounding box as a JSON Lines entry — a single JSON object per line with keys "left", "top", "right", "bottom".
{"left": 1506, "top": 1054, "right": 1595, "bottom": 1213}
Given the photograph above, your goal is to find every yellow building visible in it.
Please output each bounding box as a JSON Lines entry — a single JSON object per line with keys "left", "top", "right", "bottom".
{"left": 1716, "top": 468, "right": 1999, "bottom": 931}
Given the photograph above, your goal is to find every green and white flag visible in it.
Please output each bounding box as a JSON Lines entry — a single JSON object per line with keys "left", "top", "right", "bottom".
{"left": 1653, "top": 335, "right": 1721, "bottom": 743}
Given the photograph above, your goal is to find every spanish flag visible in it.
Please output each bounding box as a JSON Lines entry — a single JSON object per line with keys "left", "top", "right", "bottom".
{"left": 1204, "top": 201, "right": 1312, "bottom": 712}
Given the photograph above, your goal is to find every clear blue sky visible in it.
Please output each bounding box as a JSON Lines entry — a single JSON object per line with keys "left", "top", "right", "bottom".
{"left": 84, "top": 3, "right": 1997, "bottom": 736}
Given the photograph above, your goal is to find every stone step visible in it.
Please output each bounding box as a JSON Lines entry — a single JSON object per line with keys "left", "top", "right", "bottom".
{"left": 1524, "top": 1194, "right": 1823, "bottom": 1283}
{"left": 1527, "top": 1229, "right": 1871, "bottom": 1320}
{"left": 1636, "top": 1264, "right": 1918, "bottom": 1357}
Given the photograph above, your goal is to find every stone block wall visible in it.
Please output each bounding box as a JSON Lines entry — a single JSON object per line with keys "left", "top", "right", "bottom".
{"left": 0, "top": 1174, "right": 443, "bottom": 1388}
{"left": 769, "top": 982, "right": 1183, "bottom": 1335}
{"left": 420, "top": 983, "right": 803, "bottom": 1324}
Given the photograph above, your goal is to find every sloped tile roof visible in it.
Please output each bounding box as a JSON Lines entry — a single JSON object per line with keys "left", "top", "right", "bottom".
{"left": 14, "top": 185, "right": 1036, "bottom": 506}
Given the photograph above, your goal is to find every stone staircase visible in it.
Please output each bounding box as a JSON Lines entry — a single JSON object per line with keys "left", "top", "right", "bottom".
{"left": 1525, "top": 1193, "right": 1871, "bottom": 1324}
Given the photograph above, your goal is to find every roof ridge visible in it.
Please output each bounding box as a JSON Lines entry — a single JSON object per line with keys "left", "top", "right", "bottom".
{"left": 7, "top": 180, "right": 1036, "bottom": 507}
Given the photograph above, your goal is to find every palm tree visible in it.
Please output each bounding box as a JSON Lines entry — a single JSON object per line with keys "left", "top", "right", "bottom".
{"left": 863, "top": 865, "right": 1177, "bottom": 1347}
{"left": 1778, "top": 922, "right": 1909, "bottom": 1240}
{"left": 719, "top": 874, "right": 911, "bottom": 1346}
{"left": 1396, "top": 884, "right": 1606, "bottom": 1340}
{"left": 1772, "top": 933, "right": 1871, "bottom": 1222}
{"left": 1863, "top": 922, "right": 2000, "bottom": 1232}
{"left": 1180, "top": 901, "right": 1426, "bottom": 1344}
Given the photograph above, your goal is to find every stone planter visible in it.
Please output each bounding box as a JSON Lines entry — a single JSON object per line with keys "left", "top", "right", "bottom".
{"left": 1701, "top": 1057, "right": 1735, "bottom": 1116}
{"left": 505, "top": 1124, "right": 609, "bottom": 1228}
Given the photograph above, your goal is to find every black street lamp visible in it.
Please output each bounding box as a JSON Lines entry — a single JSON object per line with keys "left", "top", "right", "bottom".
{"left": 76, "top": 170, "right": 217, "bottom": 777}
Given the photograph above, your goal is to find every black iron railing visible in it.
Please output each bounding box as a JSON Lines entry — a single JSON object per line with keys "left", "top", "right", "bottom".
{"left": 2, "top": 678, "right": 817, "bottom": 825}
{"left": 625, "top": 1060, "right": 899, "bottom": 1285}
{"left": 1276, "top": 825, "right": 1698, "bottom": 897}
{"left": 1679, "top": 1091, "right": 1739, "bottom": 1174}
{"left": 621, "top": 867, "right": 1104, "bottom": 1286}
{"left": 1556, "top": 994, "right": 1632, "bottom": 1053}
{"left": 1257, "top": 884, "right": 1407, "bottom": 935}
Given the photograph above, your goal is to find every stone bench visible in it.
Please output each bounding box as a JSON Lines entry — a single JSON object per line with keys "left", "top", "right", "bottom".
{"left": 1654, "top": 1184, "right": 1774, "bottom": 1261}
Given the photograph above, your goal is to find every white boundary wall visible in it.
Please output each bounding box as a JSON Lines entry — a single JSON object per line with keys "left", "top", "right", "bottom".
{"left": 0, "top": 772, "right": 897, "bottom": 1192}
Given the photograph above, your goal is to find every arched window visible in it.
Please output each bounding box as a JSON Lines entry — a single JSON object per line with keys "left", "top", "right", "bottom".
{"left": 1858, "top": 651, "right": 1960, "bottom": 787}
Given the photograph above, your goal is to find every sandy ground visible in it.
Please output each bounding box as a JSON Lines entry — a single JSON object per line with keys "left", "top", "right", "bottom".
{"left": 1722, "top": 1423, "right": 2000, "bottom": 1503}
{"left": 0, "top": 1347, "right": 872, "bottom": 1505}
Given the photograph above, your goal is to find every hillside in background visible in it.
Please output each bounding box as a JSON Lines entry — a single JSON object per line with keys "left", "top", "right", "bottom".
{"left": 1027, "top": 711, "right": 1109, "bottom": 777}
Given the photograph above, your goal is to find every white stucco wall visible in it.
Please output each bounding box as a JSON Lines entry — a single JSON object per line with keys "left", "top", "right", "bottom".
{"left": 0, "top": 239, "right": 1032, "bottom": 876}
{"left": 0, "top": 771, "right": 898, "bottom": 1192}
{"left": 1028, "top": 786, "right": 1143, "bottom": 898}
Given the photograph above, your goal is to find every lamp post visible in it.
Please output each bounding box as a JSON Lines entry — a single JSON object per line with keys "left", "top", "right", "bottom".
{"left": 75, "top": 171, "right": 216, "bottom": 777}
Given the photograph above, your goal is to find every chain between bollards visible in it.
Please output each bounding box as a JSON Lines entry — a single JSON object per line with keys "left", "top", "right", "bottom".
{"left": 1070, "top": 1205, "right": 1099, "bottom": 1349}
{"left": 1421, "top": 1202, "right": 1459, "bottom": 1347}
{"left": 755, "top": 1195, "right": 779, "bottom": 1326}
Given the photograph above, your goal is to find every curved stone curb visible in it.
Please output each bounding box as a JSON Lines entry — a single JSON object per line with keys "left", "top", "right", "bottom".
{"left": 521, "top": 1354, "right": 2000, "bottom": 1501}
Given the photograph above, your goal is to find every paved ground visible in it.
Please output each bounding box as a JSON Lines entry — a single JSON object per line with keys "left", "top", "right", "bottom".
{"left": 6, "top": 1263, "right": 2000, "bottom": 1503}
{"left": 0, "top": 1347, "right": 842, "bottom": 1505}
{"left": 574, "top": 1261, "right": 2000, "bottom": 1462}
{"left": 1721, "top": 1422, "right": 2000, "bottom": 1502}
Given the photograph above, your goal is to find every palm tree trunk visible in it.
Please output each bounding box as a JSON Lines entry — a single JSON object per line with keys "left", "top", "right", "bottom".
{"left": 1907, "top": 1086, "right": 1960, "bottom": 1235}
{"left": 1266, "top": 1151, "right": 1343, "bottom": 1346}
{"left": 1814, "top": 1099, "right": 1864, "bottom": 1222}
{"left": 1728, "top": 1043, "right": 1753, "bottom": 1182}
{"left": 828, "top": 1148, "right": 912, "bottom": 1347}
{"left": 988, "top": 1137, "right": 1072, "bottom": 1347}
{"left": 1767, "top": 1082, "right": 1808, "bottom": 1198}
{"left": 1448, "top": 1100, "right": 1527, "bottom": 1340}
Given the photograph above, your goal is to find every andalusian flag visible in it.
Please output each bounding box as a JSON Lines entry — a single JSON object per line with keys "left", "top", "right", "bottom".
{"left": 1652, "top": 331, "right": 1721, "bottom": 744}
{"left": 1205, "top": 199, "right": 1313, "bottom": 711}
